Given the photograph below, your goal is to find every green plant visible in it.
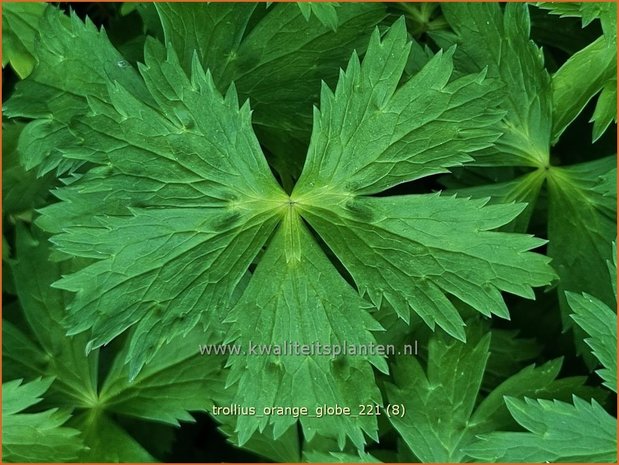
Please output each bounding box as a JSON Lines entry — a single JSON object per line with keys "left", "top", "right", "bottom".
{"left": 2, "top": 2, "right": 616, "bottom": 463}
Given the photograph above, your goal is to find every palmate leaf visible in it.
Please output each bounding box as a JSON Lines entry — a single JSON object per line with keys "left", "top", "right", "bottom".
{"left": 437, "top": 3, "right": 617, "bottom": 336}
{"left": 35, "top": 37, "right": 285, "bottom": 376}
{"left": 2, "top": 378, "right": 84, "bottom": 463}
{"left": 293, "top": 19, "right": 555, "bottom": 341}
{"left": 457, "top": 155, "right": 617, "bottom": 319}
{"left": 432, "top": 3, "right": 553, "bottom": 205}
{"left": 386, "top": 321, "right": 598, "bottom": 462}
{"left": 8, "top": 9, "right": 556, "bottom": 448}
{"left": 226, "top": 20, "right": 553, "bottom": 444}
{"left": 452, "top": 161, "right": 617, "bottom": 331}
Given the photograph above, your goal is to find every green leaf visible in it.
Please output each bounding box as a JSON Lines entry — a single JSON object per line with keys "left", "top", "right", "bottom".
{"left": 35, "top": 10, "right": 552, "bottom": 370}
{"left": 2, "top": 121, "right": 54, "bottom": 216}
{"left": 3, "top": 377, "right": 54, "bottom": 415}
{"left": 435, "top": 3, "right": 552, "bottom": 167}
{"left": 74, "top": 411, "right": 157, "bottom": 462}
{"left": 483, "top": 326, "right": 542, "bottom": 390}
{"left": 386, "top": 322, "right": 599, "bottom": 462}
{"left": 436, "top": 4, "right": 616, "bottom": 322}
{"left": 536, "top": 2, "right": 610, "bottom": 26}
{"left": 2, "top": 321, "right": 49, "bottom": 383}
{"left": 386, "top": 328, "right": 490, "bottom": 462}
{"left": 465, "top": 396, "right": 617, "bottom": 462}
{"left": 6, "top": 223, "right": 229, "bottom": 458}
{"left": 287, "top": 20, "right": 554, "bottom": 339}
{"left": 547, "top": 156, "right": 617, "bottom": 320}
{"left": 35, "top": 38, "right": 286, "bottom": 375}
{"left": 299, "top": 194, "right": 554, "bottom": 341}
{"left": 446, "top": 169, "right": 546, "bottom": 232}
{"left": 552, "top": 35, "right": 617, "bottom": 143}
{"left": 296, "top": 3, "right": 340, "bottom": 31}
{"left": 2, "top": 378, "right": 84, "bottom": 462}
{"left": 9, "top": 224, "right": 99, "bottom": 408}
{"left": 443, "top": 154, "right": 616, "bottom": 350}
{"left": 591, "top": 78, "right": 617, "bottom": 142}
{"left": 99, "top": 326, "right": 228, "bottom": 426}
{"left": 540, "top": 2, "right": 618, "bottom": 141}
{"left": 228, "top": 217, "right": 385, "bottom": 448}
{"left": 155, "top": 2, "right": 385, "bottom": 180}
{"left": 5, "top": 11, "right": 560, "bottom": 450}
{"left": 154, "top": 3, "right": 257, "bottom": 84}
{"left": 2, "top": 2, "right": 47, "bottom": 78}
{"left": 4, "top": 7, "right": 151, "bottom": 175}
{"left": 471, "top": 358, "right": 604, "bottom": 431}
{"left": 568, "top": 291, "right": 617, "bottom": 393}
{"left": 567, "top": 246, "right": 617, "bottom": 393}
{"left": 295, "top": 19, "right": 504, "bottom": 195}
{"left": 445, "top": 158, "right": 617, "bottom": 338}
{"left": 211, "top": 3, "right": 386, "bottom": 139}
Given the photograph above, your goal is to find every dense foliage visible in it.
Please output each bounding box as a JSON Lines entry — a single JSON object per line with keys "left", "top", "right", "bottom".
{"left": 2, "top": 2, "right": 617, "bottom": 463}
